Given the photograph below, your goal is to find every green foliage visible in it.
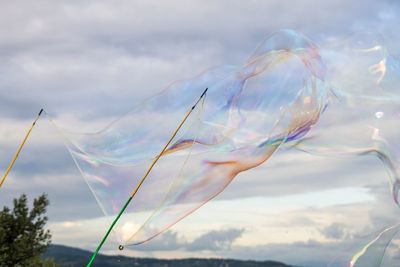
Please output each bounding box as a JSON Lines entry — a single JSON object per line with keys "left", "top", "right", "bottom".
{"left": 0, "top": 194, "right": 55, "bottom": 267}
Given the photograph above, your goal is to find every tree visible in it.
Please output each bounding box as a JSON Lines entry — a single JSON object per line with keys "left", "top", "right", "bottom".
{"left": 0, "top": 194, "right": 55, "bottom": 267}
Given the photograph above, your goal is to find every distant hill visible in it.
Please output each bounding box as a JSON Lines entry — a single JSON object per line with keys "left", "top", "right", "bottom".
{"left": 44, "top": 244, "right": 298, "bottom": 267}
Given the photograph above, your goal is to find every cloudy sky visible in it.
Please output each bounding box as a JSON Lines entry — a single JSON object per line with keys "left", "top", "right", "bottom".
{"left": 1, "top": 1, "right": 400, "bottom": 267}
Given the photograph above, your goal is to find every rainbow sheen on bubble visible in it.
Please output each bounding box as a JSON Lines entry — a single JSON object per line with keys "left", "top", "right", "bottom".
{"left": 48, "top": 29, "right": 327, "bottom": 244}
{"left": 48, "top": 29, "right": 400, "bottom": 265}
{"left": 350, "top": 224, "right": 400, "bottom": 267}
{"left": 294, "top": 31, "right": 400, "bottom": 266}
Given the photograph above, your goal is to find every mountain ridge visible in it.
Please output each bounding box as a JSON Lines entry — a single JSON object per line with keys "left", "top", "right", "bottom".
{"left": 44, "top": 244, "right": 299, "bottom": 267}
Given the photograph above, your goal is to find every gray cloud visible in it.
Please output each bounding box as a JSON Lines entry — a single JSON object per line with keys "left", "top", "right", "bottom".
{"left": 187, "top": 228, "right": 244, "bottom": 251}
{"left": 319, "top": 223, "right": 347, "bottom": 240}
{"left": 0, "top": 0, "right": 398, "bottom": 121}
{"left": 128, "top": 228, "right": 244, "bottom": 252}
{"left": 131, "top": 231, "right": 184, "bottom": 251}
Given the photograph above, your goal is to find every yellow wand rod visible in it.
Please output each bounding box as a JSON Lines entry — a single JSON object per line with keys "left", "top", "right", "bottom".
{"left": 0, "top": 109, "right": 44, "bottom": 188}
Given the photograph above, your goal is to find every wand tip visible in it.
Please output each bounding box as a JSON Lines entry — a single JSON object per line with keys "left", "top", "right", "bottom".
{"left": 192, "top": 88, "right": 208, "bottom": 110}
{"left": 201, "top": 87, "right": 208, "bottom": 98}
